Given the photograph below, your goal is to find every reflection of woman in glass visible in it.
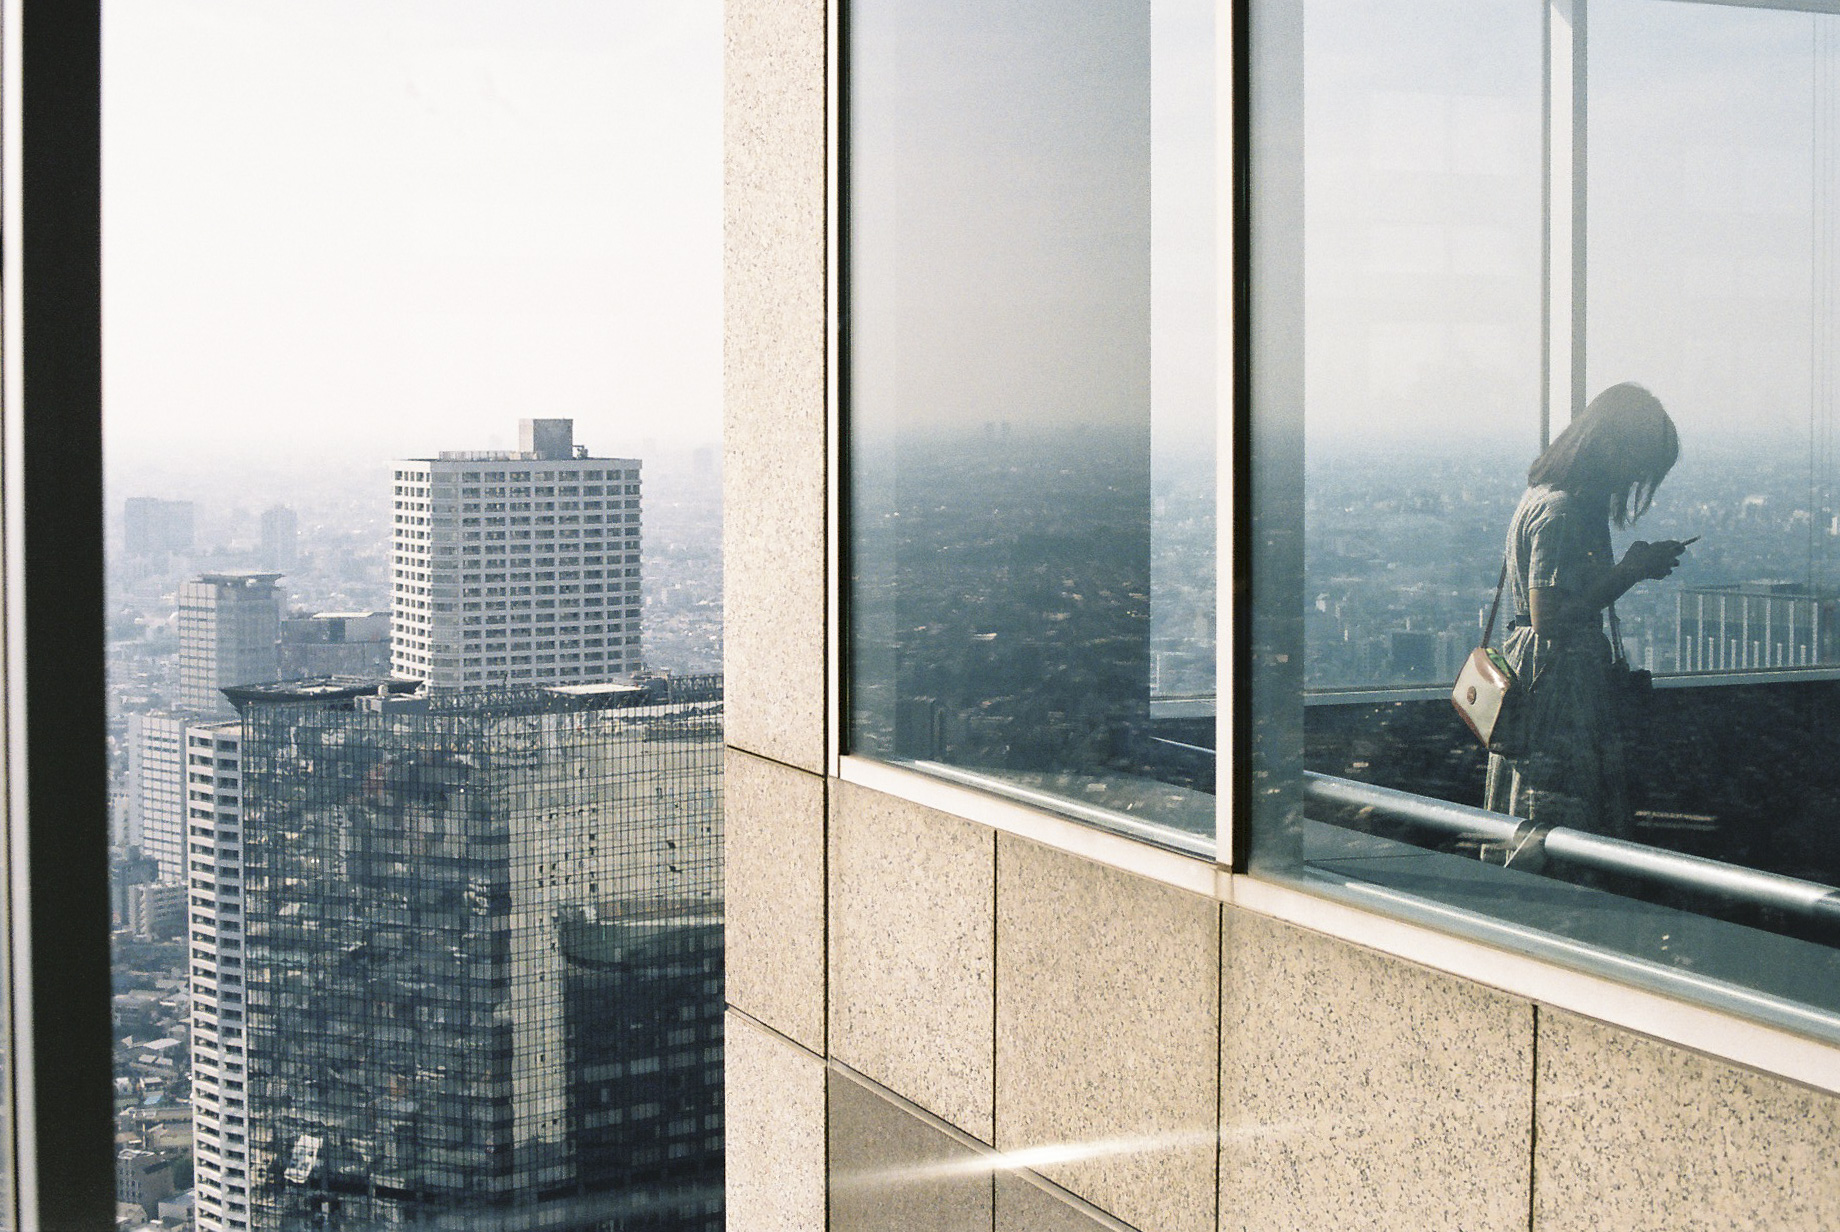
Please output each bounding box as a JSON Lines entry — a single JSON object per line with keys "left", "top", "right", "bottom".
{"left": 1485, "top": 383, "right": 1685, "bottom": 841}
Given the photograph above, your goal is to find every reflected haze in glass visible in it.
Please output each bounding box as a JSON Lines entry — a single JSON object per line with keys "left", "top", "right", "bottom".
{"left": 846, "top": 0, "right": 1217, "bottom": 846}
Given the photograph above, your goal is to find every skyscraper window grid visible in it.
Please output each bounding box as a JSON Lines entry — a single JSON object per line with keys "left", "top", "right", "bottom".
{"left": 237, "top": 678, "right": 724, "bottom": 1230}
{"left": 184, "top": 719, "right": 249, "bottom": 1232}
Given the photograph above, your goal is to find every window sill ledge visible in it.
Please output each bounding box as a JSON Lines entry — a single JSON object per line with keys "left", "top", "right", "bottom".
{"left": 836, "top": 752, "right": 1840, "bottom": 1095}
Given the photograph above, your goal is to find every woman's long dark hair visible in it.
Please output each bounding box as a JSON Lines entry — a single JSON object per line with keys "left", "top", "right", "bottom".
{"left": 1528, "top": 383, "right": 1679, "bottom": 527}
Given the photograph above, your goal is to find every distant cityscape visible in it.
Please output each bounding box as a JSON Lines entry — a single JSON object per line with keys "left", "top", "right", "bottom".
{"left": 844, "top": 427, "right": 1840, "bottom": 841}
{"left": 106, "top": 444, "right": 722, "bottom": 715}
{"left": 1305, "top": 441, "right": 1840, "bottom": 688}
{"left": 106, "top": 423, "right": 724, "bottom": 1231}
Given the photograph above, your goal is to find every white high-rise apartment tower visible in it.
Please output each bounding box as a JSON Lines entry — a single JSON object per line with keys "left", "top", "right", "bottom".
{"left": 183, "top": 720, "right": 251, "bottom": 1232}
{"left": 125, "top": 712, "right": 186, "bottom": 881}
{"left": 391, "top": 418, "right": 642, "bottom": 688}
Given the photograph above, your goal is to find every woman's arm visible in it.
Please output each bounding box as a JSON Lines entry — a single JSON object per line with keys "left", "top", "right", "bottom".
{"left": 1529, "top": 540, "right": 1685, "bottom": 633}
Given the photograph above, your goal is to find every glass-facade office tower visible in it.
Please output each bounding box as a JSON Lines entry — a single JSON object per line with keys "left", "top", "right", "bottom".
{"left": 390, "top": 418, "right": 643, "bottom": 689}
{"left": 176, "top": 573, "right": 285, "bottom": 716}
{"left": 233, "top": 677, "right": 724, "bottom": 1231}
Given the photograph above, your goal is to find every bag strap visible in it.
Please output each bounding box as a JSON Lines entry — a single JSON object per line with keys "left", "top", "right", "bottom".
{"left": 1608, "top": 601, "right": 1629, "bottom": 666}
{"left": 1480, "top": 558, "right": 1509, "bottom": 647}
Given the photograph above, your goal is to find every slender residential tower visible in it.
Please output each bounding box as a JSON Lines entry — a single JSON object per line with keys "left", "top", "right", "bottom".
{"left": 129, "top": 573, "right": 282, "bottom": 883}
{"left": 184, "top": 719, "right": 249, "bottom": 1232}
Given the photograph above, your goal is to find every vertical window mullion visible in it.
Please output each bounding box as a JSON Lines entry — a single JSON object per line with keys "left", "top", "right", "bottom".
{"left": 1544, "top": 0, "right": 1588, "bottom": 447}
{"left": 6, "top": 0, "right": 115, "bottom": 1226}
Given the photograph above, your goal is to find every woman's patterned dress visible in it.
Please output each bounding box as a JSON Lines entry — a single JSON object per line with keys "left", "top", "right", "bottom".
{"left": 1483, "top": 484, "right": 1633, "bottom": 839}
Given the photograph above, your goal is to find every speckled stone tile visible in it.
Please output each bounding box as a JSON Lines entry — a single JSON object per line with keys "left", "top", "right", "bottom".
{"left": 1534, "top": 1009, "right": 1840, "bottom": 1231}
{"left": 996, "top": 835, "right": 1219, "bottom": 1232}
{"left": 829, "top": 1069, "right": 994, "bottom": 1232}
{"left": 723, "top": 0, "right": 828, "bottom": 773}
{"left": 996, "top": 1172, "right": 1120, "bottom": 1232}
{"left": 1218, "top": 909, "right": 1533, "bottom": 1232}
{"left": 830, "top": 780, "right": 995, "bottom": 1141}
{"left": 725, "top": 749, "right": 826, "bottom": 1052}
{"left": 726, "top": 1011, "right": 826, "bottom": 1232}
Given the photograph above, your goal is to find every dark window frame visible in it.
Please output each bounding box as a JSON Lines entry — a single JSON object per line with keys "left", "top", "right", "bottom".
{"left": 8, "top": 0, "right": 116, "bottom": 1225}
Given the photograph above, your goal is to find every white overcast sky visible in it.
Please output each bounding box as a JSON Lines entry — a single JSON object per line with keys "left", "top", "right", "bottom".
{"left": 103, "top": 0, "right": 721, "bottom": 475}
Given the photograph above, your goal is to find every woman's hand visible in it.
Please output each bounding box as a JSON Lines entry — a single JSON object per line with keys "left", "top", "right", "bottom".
{"left": 1621, "top": 539, "right": 1687, "bottom": 581}
{"left": 1532, "top": 539, "right": 1690, "bottom": 632}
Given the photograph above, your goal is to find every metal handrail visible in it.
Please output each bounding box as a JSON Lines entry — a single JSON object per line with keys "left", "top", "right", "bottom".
{"left": 1302, "top": 664, "right": 1840, "bottom": 706}
{"left": 1304, "top": 772, "right": 1840, "bottom": 926}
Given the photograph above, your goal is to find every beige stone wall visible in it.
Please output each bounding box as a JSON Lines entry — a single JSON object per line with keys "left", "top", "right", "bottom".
{"left": 723, "top": 0, "right": 829, "bottom": 776}
{"left": 722, "top": 3, "right": 1840, "bottom": 1230}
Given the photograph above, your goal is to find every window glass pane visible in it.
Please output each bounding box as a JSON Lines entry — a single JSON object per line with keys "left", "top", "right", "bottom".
{"left": 1297, "top": 3, "right": 1544, "bottom": 693}
{"left": 104, "top": 5, "right": 726, "bottom": 1226}
{"left": 847, "top": 0, "right": 1218, "bottom": 850}
{"left": 1253, "top": 0, "right": 1840, "bottom": 1044}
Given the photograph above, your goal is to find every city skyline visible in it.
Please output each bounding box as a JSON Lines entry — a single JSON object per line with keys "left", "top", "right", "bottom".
{"left": 105, "top": 416, "right": 723, "bottom": 1228}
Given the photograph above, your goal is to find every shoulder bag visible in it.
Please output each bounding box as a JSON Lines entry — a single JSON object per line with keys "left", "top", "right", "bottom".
{"left": 1452, "top": 559, "right": 1526, "bottom": 755}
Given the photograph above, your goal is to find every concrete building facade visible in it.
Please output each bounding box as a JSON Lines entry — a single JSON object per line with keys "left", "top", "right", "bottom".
{"left": 720, "top": 5, "right": 1840, "bottom": 1230}
{"left": 390, "top": 418, "right": 643, "bottom": 689}
{"left": 176, "top": 573, "right": 284, "bottom": 716}
{"left": 125, "top": 881, "right": 185, "bottom": 942}
{"left": 126, "top": 711, "right": 187, "bottom": 883}
{"left": 116, "top": 1148, "right": 177, "bottom": 1212}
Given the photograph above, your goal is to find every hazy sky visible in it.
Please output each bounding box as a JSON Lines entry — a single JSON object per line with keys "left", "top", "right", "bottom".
{"left": 101, "top": 0, "right": 1839, "bottom": 478}
{"left": 847, "top": 0, "right": 1216, "bottom": 460}
{"left": 103, "top": 0, "right": 721, "bottom": 477}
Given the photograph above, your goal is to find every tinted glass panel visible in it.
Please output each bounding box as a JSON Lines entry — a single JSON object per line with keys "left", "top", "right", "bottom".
{"left": 847, "top": 0, "right": 1217, "bottom": 849}
{"left": 1297, "top": 0, "right": 1544, "bottom": 692}
{"left": 1251, "top": 0, "right": 1840, "bottom": 1044}
{"left": 1588, "top": 0, "right": 1835, "bottom": 675}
